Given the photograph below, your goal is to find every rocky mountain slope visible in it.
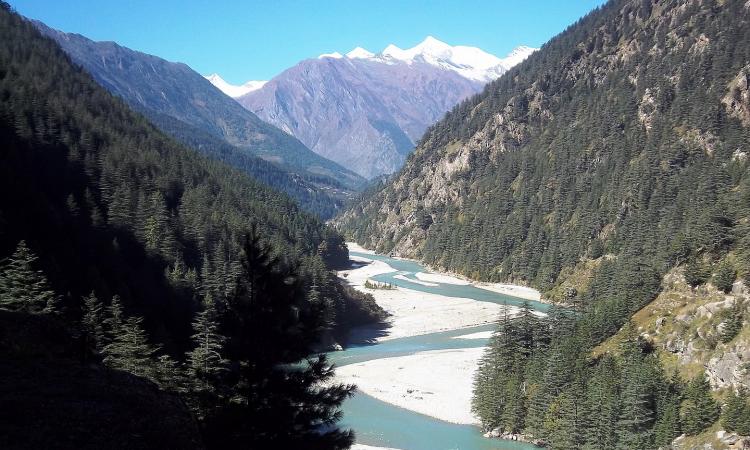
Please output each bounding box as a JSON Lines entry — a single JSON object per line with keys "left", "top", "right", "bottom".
{"left": 337, "top": 0, "right": 750, "bottom": 286}
{"left": 33, "top": 21, "right": 365, "bottom": 215}
{"left": 237, "top": 38, "right": 535, "bottom": 178}
{"left": 592, "top": 266, "right": 750, "bottom": 448}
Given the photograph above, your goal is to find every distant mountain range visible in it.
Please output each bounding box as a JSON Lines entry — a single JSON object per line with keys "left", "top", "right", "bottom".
{"left": 209, "top": 37, "right": 536, "bottom": 178}
{"left": 204, "top": 73, "right": 266, "bottom": 98}
{"left": 34, "top": 21, "right": 365, "bottom": 218}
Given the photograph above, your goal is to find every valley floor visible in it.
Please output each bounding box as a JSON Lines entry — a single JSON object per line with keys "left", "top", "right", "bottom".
{"left": 339, "top": 249, "right": 517, "bottom": 342}
{"left": 335, "top": 244, "right": 542, "bottom": 439}
{"left": 336, "top": 346, "right": 486, "bottom": 425}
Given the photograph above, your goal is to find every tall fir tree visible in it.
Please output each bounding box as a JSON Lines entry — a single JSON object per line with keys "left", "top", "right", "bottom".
{"left": 81, "top": 291, "right": 106, "bottom": 353}
{"left": 205, "top": 232, "right": 354, "bottom": 449}
{"left": 713, "top": 258, "right": 736, "bottom": 293}
{"left": 185, "top": 294, "right": 228, "bottom": 419}
{"left": 0, "top": 240, "right": 59, "bottom": 313}
{"left": 721, "top": 388, "right": 750, "bottom": 436}
{"left": 102, "top": 316, "right": 160, "bottom": 379}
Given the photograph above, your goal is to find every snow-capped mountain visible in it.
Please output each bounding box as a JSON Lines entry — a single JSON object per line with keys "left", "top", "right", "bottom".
{"left": 342, "top": 36, "right": 537, "bottom": 83}
{"left": 205, "top": 73, "right": 267, "bottom": 98}
{"left": 239, "top": 37, "right": 536, "bottom": 178}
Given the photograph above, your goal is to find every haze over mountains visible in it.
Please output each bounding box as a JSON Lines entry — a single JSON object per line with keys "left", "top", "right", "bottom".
{"left": 211, "top": 37, "right": 536, "bottom": 178}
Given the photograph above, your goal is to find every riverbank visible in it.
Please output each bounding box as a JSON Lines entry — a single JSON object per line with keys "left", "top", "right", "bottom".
{"left": 336, "top": 347, "right": 486, "bottom": 425}
{"left": 338, "top": 255, "right": 512, "bottom": 342}
{"left": 336, "top": 243, "right": 544, "bottom": 447}
{"left": 351, "top": 444, "right": 401, "bottom": 450}
{"left": 347, "top": 242, "right": 544, "bottom": 303}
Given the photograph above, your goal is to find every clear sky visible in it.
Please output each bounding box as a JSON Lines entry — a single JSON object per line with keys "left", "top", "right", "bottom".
{"left": 12, "top": 0, "right": 606, "bottom": 84}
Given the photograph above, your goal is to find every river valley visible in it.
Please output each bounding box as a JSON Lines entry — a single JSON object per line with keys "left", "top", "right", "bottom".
{"left": 329, "top": 246, "right": 550, "bottom": 450}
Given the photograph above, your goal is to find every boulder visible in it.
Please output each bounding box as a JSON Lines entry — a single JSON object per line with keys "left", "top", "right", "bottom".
{"left": 483, "top": 427, "right": 502, "bottom": 438}
{"left": 696, "top": 299, "right": 736, "bottom": 319}
{"left": 665, "top": 336, "right": 686, "bottom": 353}
{"left": 732, "top": 280, "right": 748, "bottom": 296}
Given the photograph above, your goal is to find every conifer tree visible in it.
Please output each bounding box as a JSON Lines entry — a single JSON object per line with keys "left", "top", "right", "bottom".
{"left": 81, "top": 291, "right": 106, "bottom": 353}
{"left": 185, "top": 294, "right": 228, "bottom": 418}
{"left": 616, "top": 324, "right": 655, "bottom": 449}
{"left": 681, "top": 374, "right": 719, "bottom": 435}
{"left": 102, "top": 315, "right": 160, "bottom": 379}
{"left": 652, "top": 374, "right": 682, "bottom": 447}
{"left": 154, "top": 354, "right": 186, "bottom": 393}
{"left": 721, "top": 388, "right": 750, "bottom": 435}
{"left": 103, "top": 295, "right": 124, "bottom": 347}
{"left": 713, "top": 258, "right": 736, "bottom": 293}
{"left": 0, "top": 240, "right": 59, "bottom": 313}
{"left": 684, "top": 259, "right": 710, "bottom": 288}
{"left": 720, "top": 301, "right": 744, "bottom": 344}
{"left": 582, "top": 356, "right": 619, "bottom": 450}
{"left": 206, "top": 232, "right": 354, "bottom": 449}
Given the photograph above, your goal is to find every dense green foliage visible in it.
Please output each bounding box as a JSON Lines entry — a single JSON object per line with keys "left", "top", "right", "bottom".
{"left": 473, "top": 316, "right": 722, "bottom": 448}
{"left": 0, "top": 5, "right": 382, "bottom": 341}
{"left": 73, "top": 234, "right": 356, "bottom": 448}
{"left": 339, "top": 0, "right": 750, "bottom": 447}
{"left": 713, "top": 257, "right": 737, "bottom": 293}
{"left": 202, "top": 234, "right": 354, "bottom": 449}
{"left": 684, "top": 259, "right": 712, "bottom": 288}
{"left": 0, "top": 6, "right": 384, "bottom": 447}
{"left": 680, "top": 373, "right": 720, "bottom": 436}
{"left": 148, "top": 112, "right": 348, "bottom": 219}
{"left": 722, "top": 388, "right": 750, "bottom": 436}
{"left": 720, "top": 300, "right": 745, "bottom": 343}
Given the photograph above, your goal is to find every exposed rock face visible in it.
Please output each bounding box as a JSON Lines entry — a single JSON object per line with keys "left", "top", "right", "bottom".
{"left": 627, "top": 266, "right": 750, "bottom": 392}
{"left": 239, "top": 57, "right": 484, "bottom": 178}
{"left": 723, "top": 65, "right": 750, "bottom": 127}
{"left": 705, "top": 335, "right": 750, "bottom": 390}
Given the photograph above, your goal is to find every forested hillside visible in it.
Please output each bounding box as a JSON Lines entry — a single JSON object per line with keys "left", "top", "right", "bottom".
{"left": 0, "top": 5, "right": 382, "bottom": 447}
{"left": 337, "top": 0, "right": 750, "bottom": 447}
{"left": 146, "top": 110, "right": 350, "bottom": 219}
{"left": 34, "top": 21, "right": 365, "bottom": 218}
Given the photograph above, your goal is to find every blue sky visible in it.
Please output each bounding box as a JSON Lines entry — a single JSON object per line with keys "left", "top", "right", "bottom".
{"left": 12, "top": 0, "right": 606, "bottom": 84}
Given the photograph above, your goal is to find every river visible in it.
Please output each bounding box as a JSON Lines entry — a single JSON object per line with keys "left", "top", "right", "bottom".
{"left": 328, "top": 250, "right": 549, "bottom": 450}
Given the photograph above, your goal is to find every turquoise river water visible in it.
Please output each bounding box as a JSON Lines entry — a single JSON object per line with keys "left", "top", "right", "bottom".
{"left": 327, "top": 251, "right": 549, "bottom": 450}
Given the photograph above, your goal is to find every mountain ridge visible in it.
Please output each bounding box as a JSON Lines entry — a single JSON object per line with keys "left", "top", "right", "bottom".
{"left": 208, "top": 37, "right": 537, "bottom": 95}
{"left": 237, "top": 37, "right": 535, "bottom": 178}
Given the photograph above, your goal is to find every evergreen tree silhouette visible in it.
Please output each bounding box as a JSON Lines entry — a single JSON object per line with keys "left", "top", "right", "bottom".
{"left": 0, "top": 240, "right": 59, "bottom": 313}
{"left": 205, "top": 230, "right": 354, "bottom": 449}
